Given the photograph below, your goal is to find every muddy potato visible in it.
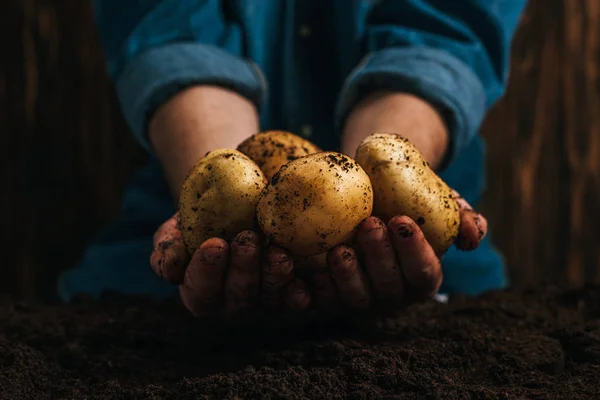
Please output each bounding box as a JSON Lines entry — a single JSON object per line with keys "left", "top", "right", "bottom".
{"left": 257, "top": 152, "right": 373, "bottom": 257}
{"left": 354, "top": 133, "right": 460, "bottom": 255}
{"left": 179, "top": 149, "right": 267, "bottom": 253}
{"left": 237, "top": 130, "right": 322, "bottom": 180}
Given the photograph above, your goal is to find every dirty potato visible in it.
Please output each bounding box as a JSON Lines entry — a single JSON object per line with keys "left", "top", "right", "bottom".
{"left": 257, "top": 152, "right": 373, "bottom": 257}
{"left": 237, "top": 130, "right": 321, "bottom": 180}
{"left": 179, "top": 149, "right": 267, "bottom": 253}
{"left": 354, "top": 133, "right": 460, "bottom": 255}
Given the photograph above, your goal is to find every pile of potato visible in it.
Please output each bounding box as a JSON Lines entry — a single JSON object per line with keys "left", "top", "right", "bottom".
{"left": 179, "top": 130, "right": 460, "bottom": 259}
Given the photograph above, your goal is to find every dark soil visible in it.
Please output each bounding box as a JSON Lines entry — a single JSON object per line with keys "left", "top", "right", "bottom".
{"left": 1, "top": 285, "right": 600, "bottom": 399}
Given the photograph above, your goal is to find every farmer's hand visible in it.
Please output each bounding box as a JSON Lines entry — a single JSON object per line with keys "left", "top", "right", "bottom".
{"left": 150, "top": 214, "right": 310, "bottom": 320}
{"left": 317, "top": 89, "right": 481, "bottom": 316}
{"left": 146, "top": 85, "right": 307, "bottom": 321}
{"left": 313, "top": 192, "right": 486, "bottom": 315}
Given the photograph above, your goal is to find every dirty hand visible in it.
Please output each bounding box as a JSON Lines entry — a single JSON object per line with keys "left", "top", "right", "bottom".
{"left": 148, "top": 85, "right": 304, "bottom": 321}
{"left": 325, "top": 90, "right": 484, "bottom": 316}
{"left": 300, "top": 191, "right": 487, "bottom": 317}
{"left": 150, "top": 213, "right": 309, "bottom": 321}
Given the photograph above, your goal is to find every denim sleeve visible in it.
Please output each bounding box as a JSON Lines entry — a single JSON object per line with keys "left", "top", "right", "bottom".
{"left": 336, "top": 0, "right": 527, "bottom": 166}
{"left": 92, "top": 0, "right": 266, "bottom": 152}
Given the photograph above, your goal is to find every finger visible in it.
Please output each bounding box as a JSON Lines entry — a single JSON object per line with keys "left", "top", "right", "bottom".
{"left": 311, "top": 270, "right": 342, "bottom": 314}
{"left": 295, "top": 251, "right": 342, "bottom": 314}
{"left": 389, "top": 216, "right": 443, "bottom": 301}
{"left": 355, "top": 216, "right": 405, "bottom": 304}
{"left": 452, "top": 190, "right": 488, "bottom": 251}
{"left": 150, "top": 214, "right": 190, "bottom": 284}
{"left": 284, "top": 278, "right": 311, "bottom": 312}
{"left": 278, "top": 278, "right": 314, "bottom": 325}
{"left": 261, "top": 245, "right": 294, "bottom": 309}
{"left": 222, "top": 231, "right": 261, "bottom": 318}
{"left": 179, "top": 238, "right": 229, "bottom": 317}
{"left": 327, "top": 246, "right": 372, "bottom": 310}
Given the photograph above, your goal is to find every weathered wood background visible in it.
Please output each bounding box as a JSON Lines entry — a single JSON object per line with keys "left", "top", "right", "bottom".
{"left": 1, "top": 0, "right": 599, "bottom": 301}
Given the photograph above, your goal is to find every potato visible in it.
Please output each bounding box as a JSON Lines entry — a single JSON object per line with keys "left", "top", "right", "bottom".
{"left": 179, "top": 149, "right": 267, "bottom": 253}
{"left": 237, "top": 130, "right": 321, "bottom": 180}
{"left": 354, "top": 133, "right": 460, "bottom": 255}
{"left": 257, "top": 152, "right": 373, "bottom": 257}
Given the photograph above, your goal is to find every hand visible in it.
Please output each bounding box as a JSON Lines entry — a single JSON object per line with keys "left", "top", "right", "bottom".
{"left": 307, "top": 190, "right": 487, "bottom": 317}
{"left": 148, "top": 85, "right": 294, "bottom": 321}
{"left": 328, "top": 90, "right": 479, "bottom": 317}
{"left": 150, "top": 213, "right": 311, "bottom": 321}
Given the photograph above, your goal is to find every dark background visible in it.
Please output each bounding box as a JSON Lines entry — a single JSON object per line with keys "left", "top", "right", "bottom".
{"left": 1, "top": 0, "right": 598, "bottom": 302}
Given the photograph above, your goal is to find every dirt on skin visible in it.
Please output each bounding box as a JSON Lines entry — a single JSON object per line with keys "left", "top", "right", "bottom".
{"left": 1, "top": 284, "right": 600, "bottom": 399}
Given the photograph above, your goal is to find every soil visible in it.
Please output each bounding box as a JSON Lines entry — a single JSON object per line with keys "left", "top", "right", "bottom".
{"left": 1, "top": 285, "right": 599, "bottom": 399}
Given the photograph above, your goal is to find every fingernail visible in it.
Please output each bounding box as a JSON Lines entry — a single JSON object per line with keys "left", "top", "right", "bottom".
{"left": 371, "top": 218, "right": 387, "bottom": 228}
{"left": 360, "top": 226, "right": 384, "bottom": 248}
{"left": 341, "top": 250, "right": 354, "bottom": 262}
{"left": 266, "top": 253, "right": 290, "bottom": 270}
{"left": 158, "top": 239, "right": 175, "bottom": 252}
{"left": 396, "top": 224, "right": 414, "bottom": 238}
{"left": 474, "top": 215, "right": 484, "bottom": 239}
{"left": 202, "top": 246, "right": 225, "bottom": 264}
{"left": 156, "top": 255, "right": 166, "bottom": 277}
{"left": 234, "top": 231, "right": 256, "bottom": 246}
{"left": 365, "top": 225, "right": 384, "bottom": 236}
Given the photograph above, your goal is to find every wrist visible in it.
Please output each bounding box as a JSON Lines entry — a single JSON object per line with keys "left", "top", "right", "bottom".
{"left": 149, "top": 85, "right": 260, "bottom": 199}
{"left": 342, "top": 91, "right": 449, "bottom": 170}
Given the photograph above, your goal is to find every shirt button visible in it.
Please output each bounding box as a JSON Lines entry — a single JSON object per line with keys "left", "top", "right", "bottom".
{"left": 298, "top": 24, "right": 312, "bottom": 38}
{"left": 300, "top": 124, "right": 313, "bottom": 138}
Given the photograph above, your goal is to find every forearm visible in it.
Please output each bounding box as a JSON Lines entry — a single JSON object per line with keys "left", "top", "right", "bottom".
{"left": 92, "top": 1, "right": 266, "bottom": 196}
{"left": 337, "top": 1, "right": 527, "bottom": 172}
{"left": 342, "top": 92, "right": 449, "bottom": 170}
{"left": 149, "top": 85, "right": 260, "bottom": 199}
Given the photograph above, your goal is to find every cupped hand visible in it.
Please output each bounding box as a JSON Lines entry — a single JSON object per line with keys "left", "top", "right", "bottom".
{"left": 150, "top": 213, "right": 310, "bottom": 321}
{"left": 309, "top": 190, "right": 487, "bottom": 316}
{"left": 150, "top": 189, "right": 486, "bottom": 322}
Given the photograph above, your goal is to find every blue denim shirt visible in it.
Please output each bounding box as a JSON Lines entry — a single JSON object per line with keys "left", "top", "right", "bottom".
{"left": 58, "top": 0, "right": 527, "bottom": 301}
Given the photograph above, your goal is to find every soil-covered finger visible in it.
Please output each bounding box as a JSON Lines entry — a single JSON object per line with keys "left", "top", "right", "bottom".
{"left": 150, "top": 232, "right": 190, "bottom": 285}
{"left": 223, "top": 231, "right": 261, "bottom": 318}
{"left": 355, "top": 217, "right": 405, "bottom": 304}
{"left": 261, "top": 245, "right": 294, "bottom": 309}
{"left": 152, "top": 214, "right": 181, "bottom": 248}
{"left": 452, "top": 190, "right": 488, "bottom": 251}
{"left": 284, "top": 278, "right": 312, "bottom": 312}
{"left": 328, "top": 246, "right": 372, "bottom": 310}
{"left": 388, "top": 216, "right": 443, "bottom": 302}
{"left": 310, "top": 270, "right": 342, "bottom": 314}
{"left": 179, "top": 238, "right": 229, "bottom": 317}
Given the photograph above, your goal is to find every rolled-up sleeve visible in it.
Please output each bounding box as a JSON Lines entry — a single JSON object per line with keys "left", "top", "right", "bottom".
{"left": 336, "top": 0, "right": 527, "bottom": 165}
{"left": 92, "top": 0, "right": 267, "bottom": 152}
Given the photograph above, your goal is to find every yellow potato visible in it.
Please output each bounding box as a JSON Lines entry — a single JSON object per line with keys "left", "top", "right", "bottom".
{"left": 354, "top": 133, "right": 460, "bottom": 255}
{"left": 257, "top": 152, "right": 373, "bottom": 257}
{"left": 179, "top": 149, "right": 267, "bottom": 253}
{"left": 237, "top": 130, "right": 322, "bottom": 180}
